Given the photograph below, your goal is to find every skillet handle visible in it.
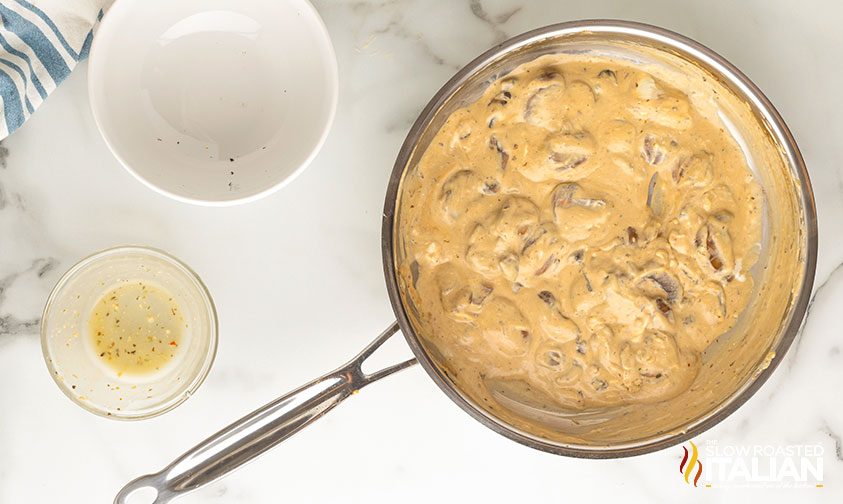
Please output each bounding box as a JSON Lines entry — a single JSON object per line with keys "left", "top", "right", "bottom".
{"left": 114, "top": 322, "right": 415, "bottom": 504}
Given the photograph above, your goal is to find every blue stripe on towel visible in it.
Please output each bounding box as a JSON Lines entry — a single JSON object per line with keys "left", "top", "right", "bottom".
{"left": 0, "top": 68, "right": 25, "bottom": 131}
{"left": 0, "top": 4, "right": 70, "bottom": 84}
{"left": 0, "top": 56, "right": 29, "bottom": 89}
{"left": 13, "top": 0, "right": 80, "bottom": 60}
{"left": 0, "top": 32, "right": 47, "bottom": 98}
{"left": 0, "top": 57, "right": 33, "bottom": 113}
{"left": 78, "top": 29, "right": 94, "bottom": 59}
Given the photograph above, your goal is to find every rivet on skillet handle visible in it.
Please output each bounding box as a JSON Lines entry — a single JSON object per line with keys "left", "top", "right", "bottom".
{"left": 114, "top": 322, "right": 416, "bottom": 504}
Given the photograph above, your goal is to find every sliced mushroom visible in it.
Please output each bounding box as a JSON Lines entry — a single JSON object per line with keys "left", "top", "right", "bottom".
{"left": 597, "top": 69, "right": 617, "bottom": 81}
{"left": 538, "top": 348, "right": 565, "bottom": 370}
{"left": 655, "top": 298, "right": 672, "bottom": 319}
{"left": 470, "top": 283, "right": 494, "bottom": 305}
{"left": 409, "top": 260, "right": 421, "bottom": 289}
{"left": 626, "top": 226, "right": 639, "bottom": 244}
{"left": 532, "top": 254, "right": 559, "bottom": 277}
{"left": 637, "top": 271, "right": 683, "bottom": 303}
{"left": 445, "top": 283, "right": 496, "bottom": 321}
{"left": 520, "top": 224, "right": 548, "bottom": 254}
{"left": 552, "top": 183, "right": 605, "bottom": 211}
{"left": 538, "top": 68, "right": 562, "bottom": 81}
{"left": 524, "top": 84, "right": 565, "bottom": 129}
{"left": 488, "top": 135, "right": 510, "bottom": 171}
{"left": 549, "top": 151, "right": 588, "bottom": 171}
{"left": 646, "top": 171, "right": 671, "bottom": 218}
{"left": 673, "top": 152, "right": 713, "bottom": 186}
{"left": 551, "top": 183, "right": 609, "bottom": 241}
{"left": 488, "top": 89, "right": 512, "bottom": 106}
{"left": 591, "top": 378, "right": 609, "bottom": 391}
{"left": 490, "top": 197, "right": 541, "bottom": 243}
{"left": 482, "top": 180, "right": 500, "bottom": 194}
{"left": 467, "top": 198, "right": 543, "bottom": 278}
{"left": 695, "top": 221, "right": 735, "bottom": 275}
{"left": 575, "top": 337, "right": 587, "bottom": 355}
{"left": 435, "top": 263, "right": 484, "bottom": 322}
{"left": 520, "top": 131, "right": 596, "bottom": 182}
{"left": 646, "top": 171, "right": 659, "bottom": 208}
{"left": 486, "top": 113, "right": 501, "bottom": 129}
{"left": 448, "top": 119, "right": 475, "bottom": 149}
{"left": 650, "top": 272, "right": 682, "bottom": 302}
{"left": 438, "top": 170, "right": 498, "bottom": 221}
{"left": 534, "top": 342, "right": 582, "bottom": 379}
{"left": 553, "top": 184, "right": 597, "bottom": 212}
{"left": 538, "top": 290, "right": 556, "bottom": 306}
{"left": 706, "top": 233, "right": 724, "bottom": 270}
{"left": 642, "top": 135, "right": 667, "bottom": 165}
{"left": 593, "top": 69, "right": 619, "bottom": 97}
{"left": 517, "top": 224, "right": 563, "bottom": 285}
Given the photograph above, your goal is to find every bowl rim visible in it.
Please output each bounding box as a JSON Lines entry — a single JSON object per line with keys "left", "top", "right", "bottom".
{"left": 40, "top": 245, "right": 219, "bottom": 420}
{"left": 381, "top": 19, "right": 818, "bottom": 457}
{"left": 87, "top": 0, "right": 339, "bottom": 207}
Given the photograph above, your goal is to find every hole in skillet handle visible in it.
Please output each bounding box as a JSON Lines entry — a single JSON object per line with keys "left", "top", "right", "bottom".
{"left": 114, "top": 474, "right": 167, "bottom": 504}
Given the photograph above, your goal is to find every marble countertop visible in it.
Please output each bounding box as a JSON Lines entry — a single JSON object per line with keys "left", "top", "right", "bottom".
{"left": 1, "top": 0, "right": 840, "bottom": 502}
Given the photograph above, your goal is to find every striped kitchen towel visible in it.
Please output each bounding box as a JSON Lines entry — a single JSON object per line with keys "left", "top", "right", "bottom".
{"left": 0, "top": 0, "right": 107, "bottom": 139}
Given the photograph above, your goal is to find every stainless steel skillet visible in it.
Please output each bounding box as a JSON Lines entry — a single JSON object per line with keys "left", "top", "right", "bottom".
{"left": 116, "top": 20, "right": 817, "bottom": 503}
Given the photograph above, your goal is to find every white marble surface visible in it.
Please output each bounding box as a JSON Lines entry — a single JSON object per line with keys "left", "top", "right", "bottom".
{"left": 0, "top": 0, "right": 841, "bottom": 502}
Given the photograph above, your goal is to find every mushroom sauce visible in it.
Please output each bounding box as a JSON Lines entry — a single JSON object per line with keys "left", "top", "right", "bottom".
{"left": 397, "top": 54, "right": 762, "bottom": 410}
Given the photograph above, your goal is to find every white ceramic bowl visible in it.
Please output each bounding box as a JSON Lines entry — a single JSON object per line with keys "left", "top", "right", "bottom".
{"left": 88, "top": 0, "right": 338, "bottom": 206}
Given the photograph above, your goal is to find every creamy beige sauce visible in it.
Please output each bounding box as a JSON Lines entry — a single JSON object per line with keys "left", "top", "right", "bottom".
{"left": 89, "top": 281, "right": 184, "bottom": 376}
{"left": 398, "top": 55, "right": 762, "bottom": 410}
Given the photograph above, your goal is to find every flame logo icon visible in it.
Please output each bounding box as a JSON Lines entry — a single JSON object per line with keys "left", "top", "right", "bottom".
{"left": 679, "top": 441, "right": 703, "bottom": 487}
